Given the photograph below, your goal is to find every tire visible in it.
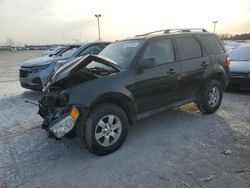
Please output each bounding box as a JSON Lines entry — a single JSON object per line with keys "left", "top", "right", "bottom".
{"left": 196, "top": 80, "right": 223, "bottom": 114}
{"left": 85, "top": 103, "right": 128, "bottom": 155}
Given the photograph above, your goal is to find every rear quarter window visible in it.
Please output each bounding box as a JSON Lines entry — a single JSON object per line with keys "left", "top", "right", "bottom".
{"left": 199, "top": 35, "right": 225, "bottom": 55}
{"left": 175, "top": 36, "right": 202, "bottom": 60}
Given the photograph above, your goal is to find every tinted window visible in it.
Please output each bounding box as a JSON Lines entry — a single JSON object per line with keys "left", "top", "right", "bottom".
{"left": 142, "top": 39, "right": 174, "bottom": 64}
{"left": 175, "top": 37, "right": 202, "bottom": 60}
{"left": 200, "top": 35, "right": 224, "bottom": 55}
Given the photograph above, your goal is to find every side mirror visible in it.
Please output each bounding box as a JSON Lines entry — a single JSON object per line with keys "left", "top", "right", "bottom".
{"left": 137, "top": 57, "right": 157, "bottom": 70}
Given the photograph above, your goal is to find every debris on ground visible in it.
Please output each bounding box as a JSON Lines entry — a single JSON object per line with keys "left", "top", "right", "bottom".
{"left": 62, "top": 143, "right": 70, "bottom": 148}
{"left": 234, "top": 169, "right": 250, "bottom": 173}
{"left": 198, "top": 175, "right": 214, "bottom": 182}
{"left": 221, "top": 149, "right": 232, "bottom": 156}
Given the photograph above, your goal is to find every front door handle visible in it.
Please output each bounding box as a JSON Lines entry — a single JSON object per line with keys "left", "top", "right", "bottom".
{"left": 167, "top": 68, "right": 176, "bottom": 74}
{"left": 201, "top": 61, "right": 209, "bottom": 67}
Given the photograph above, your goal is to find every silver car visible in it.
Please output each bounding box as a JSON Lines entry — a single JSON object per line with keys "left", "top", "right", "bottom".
{"left": 19, "top": 42, "right": 110, "bottom": 91}
{"left": 228, "top": 44, "right": 250, "bottom": 90}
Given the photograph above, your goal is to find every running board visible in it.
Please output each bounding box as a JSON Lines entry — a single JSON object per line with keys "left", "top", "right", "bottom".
{"left": 136, "top": 98, "right": 195, "bottom": 121}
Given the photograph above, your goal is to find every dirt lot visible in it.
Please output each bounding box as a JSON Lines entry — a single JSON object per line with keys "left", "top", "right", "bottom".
{"left": 0, "top": 51, "right": 250, "bottom": 188}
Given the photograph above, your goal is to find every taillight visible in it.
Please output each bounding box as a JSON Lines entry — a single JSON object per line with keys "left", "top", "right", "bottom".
{"left": 226, "top": 57, "right": 230, "bottom": 67}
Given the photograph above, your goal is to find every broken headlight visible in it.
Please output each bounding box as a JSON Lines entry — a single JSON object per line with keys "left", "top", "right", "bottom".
{"left": 49, "top": 106, "right": 79, "bottom": 138}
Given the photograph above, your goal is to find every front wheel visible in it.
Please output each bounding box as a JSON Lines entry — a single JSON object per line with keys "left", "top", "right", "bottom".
{"left": 84, "top": 103, "right": 128, "bottom": 155}
{"left": 196, "top": 80, "right": 223, "bottom": 114}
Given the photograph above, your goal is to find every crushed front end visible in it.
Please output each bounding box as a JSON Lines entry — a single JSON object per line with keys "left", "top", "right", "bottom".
{"left": 38, "top": 93, "right": 80, "bottom": 139}
{"left": 37, "top": 55, "right": 120, "bottom": 139}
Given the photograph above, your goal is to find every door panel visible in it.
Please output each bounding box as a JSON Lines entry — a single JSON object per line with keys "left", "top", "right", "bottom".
{"left": 174, "top": 35, "right": 208, "bottom": 100}
{"left": 133, "top": 63, "right": 180, "bottom": 113}
{"left": 129, "top": 38, "right": 181, "bottom": 113}
{"left": 179, "top": 56, "right": 210, "bottom": 99}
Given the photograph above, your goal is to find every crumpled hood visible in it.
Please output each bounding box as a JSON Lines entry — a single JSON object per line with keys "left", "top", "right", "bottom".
{"left": 230, "top": 60, "right": 250, "bottom": 73}
{"left": 44, "top": 55, "right": 121, "bottom": 91}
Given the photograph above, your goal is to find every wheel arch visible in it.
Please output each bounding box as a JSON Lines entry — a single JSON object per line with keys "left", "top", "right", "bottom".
{"left": 203, "top": 68, "right": 228, "bottom": 90}
{"left": 89, "top": 92, "right": 137, "bottom": 125}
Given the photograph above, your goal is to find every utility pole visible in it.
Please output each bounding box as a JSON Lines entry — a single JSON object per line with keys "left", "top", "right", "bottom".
{"left": 95, "top": 14, "right": 101, "bottom": 40}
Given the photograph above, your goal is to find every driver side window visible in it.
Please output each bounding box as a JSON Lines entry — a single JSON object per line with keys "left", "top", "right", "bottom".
{"left": 142, "top": 39, "right": 174, "bottom": 65}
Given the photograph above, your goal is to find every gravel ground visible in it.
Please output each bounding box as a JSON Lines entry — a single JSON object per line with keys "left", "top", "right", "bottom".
{"left": 0, "top": 51, "right": 250, "bottom": 188}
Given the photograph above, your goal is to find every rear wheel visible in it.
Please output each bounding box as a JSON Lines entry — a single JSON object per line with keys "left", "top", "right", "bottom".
{"left": 196, "top": 80, "right": 223, "bottom": 114}
{"left": 85, "top": 103, "right": 128, "bottom": 155}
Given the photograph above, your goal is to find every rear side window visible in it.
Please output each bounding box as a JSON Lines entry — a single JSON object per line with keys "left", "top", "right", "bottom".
{"left": 175, "top": 37, "right": 202, "bottom": 60}
{"left": 200, "top": 35, "right": 224, "bottom": 55}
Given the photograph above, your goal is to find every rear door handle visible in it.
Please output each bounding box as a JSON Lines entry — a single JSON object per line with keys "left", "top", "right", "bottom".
{"left": 201, "top": 62, "right": 209, "bottom": 67}
{"left": 167, "top": 68, "right": 176, "bottom": 74}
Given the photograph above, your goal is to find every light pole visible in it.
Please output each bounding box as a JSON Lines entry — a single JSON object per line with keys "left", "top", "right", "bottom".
{"left": 213, "top": 21, "right": 218, "bottom": 33}
{"left": 95, "top": 14, "right": 101, "bottom": 40}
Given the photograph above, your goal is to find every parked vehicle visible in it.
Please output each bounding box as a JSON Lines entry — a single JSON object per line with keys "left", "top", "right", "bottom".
{"left": 228, "top": 44, "right": 250, "bottom": 90}
{"left": 38, "top": 29, "right": 230, "bottom": 155}
{"left": 19, "top": 42, "right": 110, "bottom": 91}
{"left": 41, "top": 46, "right": 66, "bottom": 57}
{"left": 223, "top": 41, "right": 243, "bottom": 54}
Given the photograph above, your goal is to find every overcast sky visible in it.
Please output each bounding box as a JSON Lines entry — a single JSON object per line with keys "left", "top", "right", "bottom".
{"left": 0, "top": 0, "right": 249, "bottom": 45}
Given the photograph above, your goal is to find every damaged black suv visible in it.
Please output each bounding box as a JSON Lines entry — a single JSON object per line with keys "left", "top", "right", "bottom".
{"left": 38, "top": 29, "right": 230, "bottom": 155}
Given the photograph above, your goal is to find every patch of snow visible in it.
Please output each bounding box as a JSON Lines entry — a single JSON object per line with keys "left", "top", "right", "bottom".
{"left": 0, "top": 81, "right": 43, "bottom": 137}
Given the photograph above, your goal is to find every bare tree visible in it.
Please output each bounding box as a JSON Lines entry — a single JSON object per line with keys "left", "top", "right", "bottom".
{"left": 5, "top": 38, "right": 14, "bottom": 47}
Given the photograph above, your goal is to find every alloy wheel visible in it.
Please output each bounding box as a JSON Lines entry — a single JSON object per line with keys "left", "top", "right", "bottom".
{"left": 94, "top": 114, "right": 122, "bottom": 147}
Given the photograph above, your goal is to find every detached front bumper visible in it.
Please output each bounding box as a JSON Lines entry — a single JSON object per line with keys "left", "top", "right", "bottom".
{"left": 48, "top": 106, "right": 79, "bottom": 139}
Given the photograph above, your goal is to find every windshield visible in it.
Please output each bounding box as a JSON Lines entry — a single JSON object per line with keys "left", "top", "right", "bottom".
{"left": 99, "top": 40, "right": 143, "bottom": 68}
{"left": 50, "top": 47, "right": 64, "bottom": 54}
{"left": 230, "top": 45, "right": 250, "bottom": 61}
{"left": 60, "top": 47, "right": 79, "bottom": 58}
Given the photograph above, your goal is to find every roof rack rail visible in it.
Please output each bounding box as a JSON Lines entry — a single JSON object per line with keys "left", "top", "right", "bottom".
{"left": 135, "top": 28, "right": 208, "bottom": 37}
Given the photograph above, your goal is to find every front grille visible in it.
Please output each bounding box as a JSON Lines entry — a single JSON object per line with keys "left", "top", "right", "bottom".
{"left": 32, "top": 77, "right": 41, "bottom": 84}
{"left": 20, "top": 69, "right": 29, "bottom": 77}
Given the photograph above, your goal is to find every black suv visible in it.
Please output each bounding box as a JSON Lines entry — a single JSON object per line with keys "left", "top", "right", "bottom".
{"left": 38, "top": 28, "right": 230, "bottom": 155}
